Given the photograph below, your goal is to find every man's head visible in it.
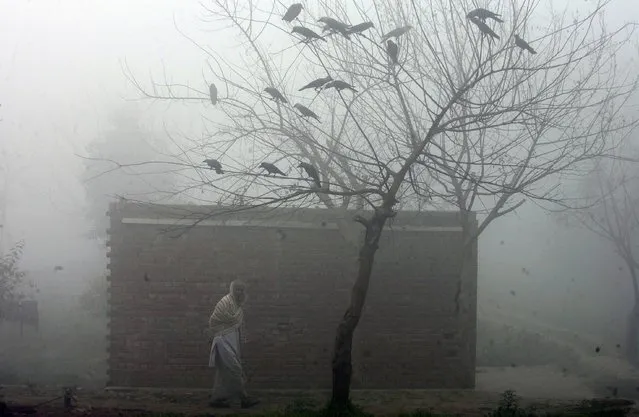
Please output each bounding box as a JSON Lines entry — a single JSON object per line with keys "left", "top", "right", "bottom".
{"left": 229, "top": 279, "right": 247, "bottom": 305}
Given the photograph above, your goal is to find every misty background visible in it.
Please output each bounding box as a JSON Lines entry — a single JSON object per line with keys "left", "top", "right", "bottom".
{"left": 0, "top": 0, "right": 637, "bottom": 394}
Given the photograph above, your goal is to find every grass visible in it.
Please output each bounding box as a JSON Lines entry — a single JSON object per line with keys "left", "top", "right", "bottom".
{"left": 1, "top": 387, "right": 634, "bottom": 417}
{"left": 138, "top": 392, "right": 635, "bottom": 417}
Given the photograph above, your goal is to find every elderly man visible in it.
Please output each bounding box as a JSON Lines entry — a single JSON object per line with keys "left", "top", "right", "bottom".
{"left": 207, "top": 280, "right": 259, "bottom": 409}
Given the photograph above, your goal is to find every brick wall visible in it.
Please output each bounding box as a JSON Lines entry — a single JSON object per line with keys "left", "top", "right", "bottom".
{"left": 106, "top": 202, "right": 477, "bottom": 389}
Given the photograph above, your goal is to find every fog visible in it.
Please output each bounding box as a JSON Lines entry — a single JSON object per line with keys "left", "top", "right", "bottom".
{"left": 1, "top": 0, "right": 639, "bottom": 408}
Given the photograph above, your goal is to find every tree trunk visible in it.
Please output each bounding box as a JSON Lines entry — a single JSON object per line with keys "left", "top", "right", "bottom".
{"left": 330, "top": 213, "right": 388, "bottom": 409}
{"left": 626, "top": 307, "right": 639, "bottom": 366}
{"left": 626, "top": 266, "right": 639, "bottom": 366}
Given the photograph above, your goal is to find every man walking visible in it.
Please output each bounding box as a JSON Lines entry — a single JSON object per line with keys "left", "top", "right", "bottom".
{"left": 207, "top": 280, "right": 259, "bottom": 408}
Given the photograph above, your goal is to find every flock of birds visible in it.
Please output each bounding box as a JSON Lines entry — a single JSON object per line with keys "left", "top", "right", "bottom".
{"left": 202, "top": 4, "right": 538, "bottom": 190}
{"left": 203, "top": 158, "right": 322, "bottom": 189}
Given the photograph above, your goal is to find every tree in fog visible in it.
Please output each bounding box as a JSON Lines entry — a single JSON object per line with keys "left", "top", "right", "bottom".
{"left": 0, "top": 241, "right": 27, "bottom": 318}
{"left": 81, "top": 106, "right": 180, "bottom": 241}
{"left": 123, "top": 0, "right": 638, "bottom": 408}
{"left": 571, "top": 153, "right": 639, "bottom": 365}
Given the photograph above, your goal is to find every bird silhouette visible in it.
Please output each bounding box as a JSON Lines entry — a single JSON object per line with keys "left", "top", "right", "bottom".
{"left": 324, "top": 80, "right": 358, "bottom": 92}
{"left": 264, "top": 87, "right": 288, "bottom": 103}
{"left": 348, "top": 22, "right": 374, "bottom": 34}
{"left": 466, "top": 8, "right": 504, "bottom": 23}
{"left": 294, "top": 103, "right": 321, "bottom": 121}
{"left": 514, "top": 34, "right": 537, "bottom": 54}
{"left": 298, "top": 162, "right": 321, "bottom": 188}
{"left": 381, "top": 25, "right": 413, "bottom": 42}
{"left": 318, "top": 17, "right": 351, "bottom": 39}
{"left": 260, "top": 162, "right": 286, "bottom": 176}
{"left": 203, "top": 159, "right": 224, "bottom": 174}
{"left": 292, "top": 26, "right": 327, "bottom": 42}
{"left": 299, "top": 76, "right": 333, "bottom": 91}
{"left": 209, "top": 83, "right": 218, "bottom": 105}
{"left": 386, "top": 40, "right": 398, "bottom": 65}
{"left": 282, "top": 3, "right": 303, "bottom": 22}
{"left": 469, "top": 17, "right": 500, "bottom": 40}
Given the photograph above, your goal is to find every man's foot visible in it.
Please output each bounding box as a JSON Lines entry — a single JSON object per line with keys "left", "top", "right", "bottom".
{"left": 209, "top": 399, "right": 231, "bottom": 408}
{"left": 241, "top": 397, "right": 260, "bottom": 409}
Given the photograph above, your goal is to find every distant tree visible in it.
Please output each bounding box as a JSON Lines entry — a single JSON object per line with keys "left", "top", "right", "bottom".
{"left": 0, "top": 240, "right": 27, "bottom": 319}
{"left": 78, "top": 273, "right": 108, "bottom": 318}
{"left": 120, "top": 0, "right": 638, "bottom": 408}
{"left": 81, "top": 106, "right": 180, "bottom": 241}
{"left": 569, "top": 154, "right": 639, "bottom": 365}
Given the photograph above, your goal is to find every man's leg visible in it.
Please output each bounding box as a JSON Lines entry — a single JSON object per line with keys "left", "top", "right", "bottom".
{"left": 209, "top": 350, "right": 231, "bottom": 407}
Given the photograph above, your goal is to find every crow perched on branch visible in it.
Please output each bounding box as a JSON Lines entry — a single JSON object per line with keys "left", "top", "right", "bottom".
{"left": 348, "top": 22, "right": 374, "bottom": 34}
{"left": 299, "top": 76, "right": 333, "bottom": 91}
{"left": 282, "top": 3, "right": 303, "bottom": 22}
{"left": 260, "top": 162, "right": 287, "bottom": 176}
{"left": 294, "top": 103, "right": 321, "bottom": 121}
{"left": 203, "top": 159, "right": 224, "bottom": 174}
{"left": 318, "top": 17, "right": 351, "bottom": 39}
{"left": 264, "top": 87, "right": 288, "bottom": 103}
{"left": 469, "top": 17, "right": 500, "bottom": 40}
{"left": 209, "top": 83, "right": 218, "bottom": 105}
{"left": 466, "top": 8, "right": 504, "bottom": 23}
{"left": 292, "top": 26, "right": 327, "bottom": 42}
{"left": 324, "top": 80, "right": 358, "bottom": 92}
{"left": 298, "top": 162, "right": 321, "bottom": 188}
{"left": 381, "top": 25, "right": 413, "bottom": 42}
{"left": 386, "top": 40, "right": 398, "bottom": 65}
{"left": 514, "top": 34, "right": 537, "bottom": 54}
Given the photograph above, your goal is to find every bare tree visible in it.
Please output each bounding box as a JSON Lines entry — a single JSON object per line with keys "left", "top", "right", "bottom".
{"left": 570, "top": 154, "right": 639, "bottom": 365}
{"left": 120, "top": 0, "right": 638, "bottom": 408}
{"left": 0, "top": 241, "right": 27, "bottom": 319}
{"left": 81, "top": 106, "right": 183, "bottom": 241}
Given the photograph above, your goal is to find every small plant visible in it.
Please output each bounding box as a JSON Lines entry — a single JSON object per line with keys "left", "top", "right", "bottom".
{"left": 396, "top": 409, "right": 451, "bottom": 417}
{"left": 284, "top": 398, "right": 319, "bottom": 414}
{"left": 485, "top": 390, "right": 536, "bottom": 417}
{"left": 320, "top": 401, "right": 372, "bottom": 417}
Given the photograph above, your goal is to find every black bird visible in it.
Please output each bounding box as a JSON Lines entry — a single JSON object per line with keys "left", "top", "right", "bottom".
{"left": 53, "top": 265, "right": 64, "bottom": 272}
{"left": 203, "top": 159, "right": 224, "bottom": 174}
{"left": 514, "top": 34, "right": 537, "bottom": 54}
{"left": 298, "top": 162, "right": 321, "bottom": 188}
{"left": 209, "top": 83, "right": 218, "bottom": 105}
{"left": 318, "top": 17, "right": 351, "bottom": 38}
{"left": 466, "top": 8, "right": 504, "bottom": 23}
{"left": 469, "top": 17, "right": 500, "bottom": 40}
{"left": 292, "top": 26, "right": 327, "bottom": 42}
{"left": 264, "top": 87, "right": 288, "bottom": 103}
{"left": 324, "top": 80, "right": 358, "bottom": 92}
{"left": 294, "top": 103, "right": 321, "bottom": 121}
{"left": 260, "top": 162, "right": 286, "bottom": 176}
{"left": 283, "top": 3, "right": 303, "bottom": 22}
{"left": 381, "top": 25, "right": 413, "bottom": 42}
{"left": 386, "top": 40, "right": 398, "bottom": 65}
{"left": 299, "top": 76, "right": 333, "bottom": 91}
{"left": 348, "top": 22, "right": 374, "bottom": 34}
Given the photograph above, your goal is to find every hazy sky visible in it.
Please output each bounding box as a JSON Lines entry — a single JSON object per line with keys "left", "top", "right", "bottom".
{"left": 0, "top": 0, "right": 637, "bottom": 313}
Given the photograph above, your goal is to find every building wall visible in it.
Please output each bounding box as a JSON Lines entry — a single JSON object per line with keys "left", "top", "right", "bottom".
{"left": 106, "top": 202, "right": 477, "bottom": 389}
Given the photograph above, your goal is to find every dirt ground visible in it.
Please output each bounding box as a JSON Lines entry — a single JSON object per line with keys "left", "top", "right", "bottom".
{"left": 1, "top": 366, "right": 637, "bottom": 416}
